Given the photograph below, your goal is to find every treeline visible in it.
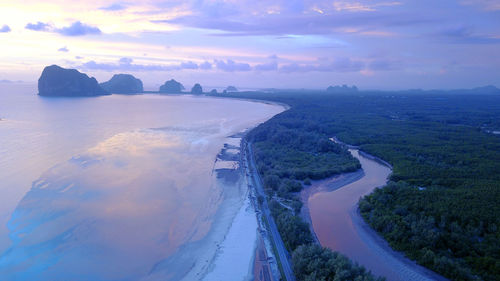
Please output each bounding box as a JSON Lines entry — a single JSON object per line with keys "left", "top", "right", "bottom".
{"left": 247, "top": 115, "right": 360, "bottom": 195}
{"left": 293, "top": 244, "right": 383, "bottom": 281}
{"left": 233, "top": 91, "right": 500, "bottom": 280}
{"left": 246, "top": 105, "right": 382, "bottom": 280}
{"left": 360, "top": 181, "right": 499, "bottom": 280}
{"left": 269, "top": 201, "right": 383, "bottom": 281}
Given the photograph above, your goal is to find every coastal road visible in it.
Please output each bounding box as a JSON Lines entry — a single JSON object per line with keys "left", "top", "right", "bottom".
{"left": 246, "top": 142, "right": 296, "bottom": 281}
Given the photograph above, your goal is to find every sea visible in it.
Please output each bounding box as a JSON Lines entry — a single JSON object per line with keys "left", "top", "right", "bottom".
{"left": 0, "top": 83, "right": 283, "bottom": 280}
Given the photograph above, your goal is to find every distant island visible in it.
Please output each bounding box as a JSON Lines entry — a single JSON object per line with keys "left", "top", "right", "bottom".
{"left": 159, "top": 79, "right": 184, "bottom": 93}
{"left": 38, "top": 65, "right": 109, "bottom": 97}
{"left": 100, "top": 74, "right": 143, "bottom": 94}
{"left": 326, "top": 85, "right": 358, "bottom": 93}
{"left": 191, "top": 83, "right": 203, "bottom": 94}
{"left": 225, "top": 86, "right": 238, "bottom": 92}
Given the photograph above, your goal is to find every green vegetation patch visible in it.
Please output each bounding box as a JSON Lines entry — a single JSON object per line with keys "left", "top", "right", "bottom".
{"left": 234, "top": 91, "right": 500, "bottom": 280}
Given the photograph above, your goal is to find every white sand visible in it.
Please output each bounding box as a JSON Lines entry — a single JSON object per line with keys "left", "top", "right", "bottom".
{"left": 202, "top": 198, "right": 258, "bottom": 281}
{"left": 214, "top": 160, "right": 240, "bottom": 170}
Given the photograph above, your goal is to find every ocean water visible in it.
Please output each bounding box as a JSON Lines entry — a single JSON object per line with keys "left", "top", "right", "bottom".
{"left": 0, "top": 84, "right": 283, "bottom": 280}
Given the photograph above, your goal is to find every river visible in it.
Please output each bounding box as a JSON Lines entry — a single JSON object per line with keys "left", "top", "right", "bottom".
{"left": 307, "top": 148, "right": 447, "bottom": 281}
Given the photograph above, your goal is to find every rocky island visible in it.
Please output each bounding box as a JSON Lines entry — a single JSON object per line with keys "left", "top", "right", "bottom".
{"left": 159, "top": 79, "right": 184, "bottom": 93}
{"left": 38, "top": 65, "right": 108, "bottom": 97}
{"left": 191, "top": 83, "right": 203, "bottom": 94}
{"left": 225, "top": 86, "right": 238, "bottom": 92}
{"left": 100, "top": 74, "right": 143, "bottom": 94}
{"left": 326, "top": 85, "right": 358, "bottom": 93}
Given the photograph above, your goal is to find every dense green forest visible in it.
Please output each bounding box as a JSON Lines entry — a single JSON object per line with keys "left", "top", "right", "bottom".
{"left": 216, "top": 90, "right": 500, "bottom": 281}
{"left": 244, "top": 96, "right": 371, "bottom": 280}
{"left": 292, "top": 244, "right": 384, "bottom": 281}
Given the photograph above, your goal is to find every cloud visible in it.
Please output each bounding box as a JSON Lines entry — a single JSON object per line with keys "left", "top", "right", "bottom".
{"left": 163, "top": 13, "right": 431, "bottom": 36}
{"left": 279, "top": 58, "right": 365, "bottom": 73}
{"left": 80, "top": 56, "right": 368, "bottom": 74}
{"left": 25, "top": 21, "right": 101, "bottom": 36}
{"left": 25, "top": 22, "right": 51, "bottom": 31}
{"left": 57, "top": 21, "right": 101, "bottom": 36}
{"left": 254, "top": 61, "right": 278, "bottom": 71}
{"left": 333, "top": 1, "right": 402, "bottom": 12}
{"left": 58, "top": 46, "right": 69, "bottom": 52}
{"left": 460, "top": 0, "right": 500, "bottom": 11}
{"left": 368, "top": 59, "right": 401, "bottom": 71}
{"left": 119, "top": 57, "right": 133, "bottom": 64}
{"left": 215, "top": 59, "right": 251, "bottom": 72}
{"left": 199, "top": 61, "right": 212, "bottom": 69}
{"left": 180, "top": 61, "right": 198, "bottom": 69}
{"left": 0, "top": 79, "right": 23, "bottom": 83}
{"left": 0, "top": 25, "right": 10, "bottom": 33}
{"left": 99, "top": 3, "right": 128, "bottom": 11}
{"left": 80, "top": 58, "right": 203, "bottom": 72}
{"left": 155, "top": 1, "right": 431, "bottom": 36}
{"left": 433, "top": 26, "right": 500, "bottom": 44}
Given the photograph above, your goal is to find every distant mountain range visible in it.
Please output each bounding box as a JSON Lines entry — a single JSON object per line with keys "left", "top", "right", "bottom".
{"left": 34, "top": 65, "right": 500, "bottom": 97}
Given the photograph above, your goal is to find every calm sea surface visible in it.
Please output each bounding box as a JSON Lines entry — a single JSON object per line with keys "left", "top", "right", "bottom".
{"left": 0, "top": 84, "right": 282, "bottom": 280}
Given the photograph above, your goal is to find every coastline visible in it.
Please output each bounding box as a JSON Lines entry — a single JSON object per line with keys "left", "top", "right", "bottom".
{"left": 205, "top": 94, "right": 292, "bottom": 112}
{"left": 191, "top": 97, "right": 289, "bottom": 281}
{"left": 140, "top": 92, "right": 292, "bottom": 112}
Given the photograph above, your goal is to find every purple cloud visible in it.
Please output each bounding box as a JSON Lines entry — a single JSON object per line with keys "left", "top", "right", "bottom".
{"left": 180, "top": 61, "right": 198, "bottom": 69}
{"left": 99, "top": 3, "right": 127, "bottom": 11}
{"left": 199, "top": 61, "right": 212, "bottom": 69}
{"left": 460, "top": 0, "right": 500, "bottom": 11}
{"left": 81, "top": 58, "right": 203, "bottom": 72}
{"left": 216, "top": 59, "right": 251, "bottom": 72}
{"left": 57, "top": 21, "right": 101, "bottom": 36}
{"left": 368, "top": 59, "right": 401, "bottom": 71}
{"left": 254, "top": 62, "right": 278, "bottom": 71}
{"left": 0, "top": 79, "right": 23, "bottom": 83}
{"left": 0, "top": 25, "right": 11, "bottom": 33}
{"left": 119, "top": 57, "right": 133, "bottom": 64}
{"left": 158, "top": 10, "right": 434, "bottom": 36}
{"left": 58, "top": 46, "right": 69, "bottom": 52}
{"left": 433, "top": 25, "right": 500, "bottom": 44}
{"left": 279, "top": 58, "right": 365, "bottom": 73}
{"left": 25, "top": 22, "right": 51, "bottom": 31}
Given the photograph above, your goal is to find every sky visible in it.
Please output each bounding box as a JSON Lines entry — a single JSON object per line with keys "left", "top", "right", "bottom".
{"left": 0, "top": 0, "right": 499, "bottom": 90}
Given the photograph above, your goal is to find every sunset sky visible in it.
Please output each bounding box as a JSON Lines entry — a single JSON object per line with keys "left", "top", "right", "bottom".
{"left": 0, "top": 0, "right": 499, "bottom": 90}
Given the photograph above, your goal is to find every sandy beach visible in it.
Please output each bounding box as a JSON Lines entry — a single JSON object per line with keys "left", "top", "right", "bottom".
{"left": 0, "top": 94, "right": 285, "bottom": 281}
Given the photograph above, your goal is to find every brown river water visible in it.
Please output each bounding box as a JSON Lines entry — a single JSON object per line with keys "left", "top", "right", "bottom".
{"left": 308, "top": 149, "right": 447, "bottom": 281}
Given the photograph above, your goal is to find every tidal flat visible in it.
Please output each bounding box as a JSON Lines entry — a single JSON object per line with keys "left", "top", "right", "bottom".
{"left": 0, "top": 87, "right": 284, "bottom": 280}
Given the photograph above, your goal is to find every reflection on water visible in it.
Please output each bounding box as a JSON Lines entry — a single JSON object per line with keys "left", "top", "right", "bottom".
{"left": 1, "top": 129, "right": 223, "bottom": 280}
{"left": 0, "top": 88, "right": 283, "bottom": 280}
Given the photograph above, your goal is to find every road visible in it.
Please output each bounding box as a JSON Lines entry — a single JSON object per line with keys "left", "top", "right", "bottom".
{"left": 246, "top": 141, "right": 296, "bottom": 281}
